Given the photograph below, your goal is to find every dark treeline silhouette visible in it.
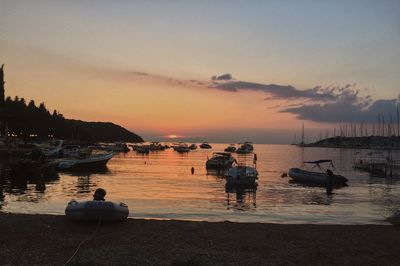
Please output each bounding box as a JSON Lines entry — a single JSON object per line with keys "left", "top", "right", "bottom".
{"left": 2, "top": 96, "right": 143, "bottom": 142}
{"left": 308, "top": 136, "right": 400, "bottom": 148}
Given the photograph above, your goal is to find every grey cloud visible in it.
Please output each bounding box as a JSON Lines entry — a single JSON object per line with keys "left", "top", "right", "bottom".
{"left": 281, "top": 95, "right": 399, "bottom": 123}
{"left": 132, "top": 71, "right": 149, "bottom": 76}
{"left": 210, "top": 81, "right": 339, "bottom": 101}
{"left": 211, "top": 73, "right": 233, "bottom": 81}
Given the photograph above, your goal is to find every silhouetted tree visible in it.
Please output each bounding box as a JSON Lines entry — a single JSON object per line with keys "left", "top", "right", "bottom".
{"left": 2, "top": 96, "right": 143, "bottom": 142}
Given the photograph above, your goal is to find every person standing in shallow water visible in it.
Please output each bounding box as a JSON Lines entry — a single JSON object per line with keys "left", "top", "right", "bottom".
{"left": 326, "top": 169, "right": 334, "bottom": 195}
{"left": 93, "top": 188, "right": 106, "bottom": 201}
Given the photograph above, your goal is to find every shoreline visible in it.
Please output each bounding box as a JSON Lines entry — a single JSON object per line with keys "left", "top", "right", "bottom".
{"left": 1, "top": 213, "right": 399, "bottom": 265}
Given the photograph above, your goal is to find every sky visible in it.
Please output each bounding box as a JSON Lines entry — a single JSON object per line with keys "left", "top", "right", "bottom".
{"left": 0, "top": 0, "right": 399, "bottom": 143}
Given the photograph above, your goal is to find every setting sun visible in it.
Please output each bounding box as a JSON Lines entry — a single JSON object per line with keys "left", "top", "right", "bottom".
{"left": 165, "top": 134, "right": 179, "bottom": 139}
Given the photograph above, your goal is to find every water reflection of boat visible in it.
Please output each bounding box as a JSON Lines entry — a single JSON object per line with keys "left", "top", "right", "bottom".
{"left": 288, "top": 160, "right": 348, "bottom": 187}
{"left": 206, "top": 152, "right": 235, "bottom": 169}
{"left": 225, "top": 185, "right": 257, "bottom": 209}
{"left": 57, "top": 152, "right": 114, "bottom": 171}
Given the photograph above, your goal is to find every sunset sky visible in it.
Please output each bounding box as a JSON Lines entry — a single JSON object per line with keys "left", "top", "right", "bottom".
{"left": 1, "top": 1, "right": 399, "bottom": 143}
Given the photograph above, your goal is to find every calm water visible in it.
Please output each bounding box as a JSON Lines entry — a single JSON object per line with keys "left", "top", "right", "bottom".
{"left": 1, "top": 144, "right": 399, "bottom": 224}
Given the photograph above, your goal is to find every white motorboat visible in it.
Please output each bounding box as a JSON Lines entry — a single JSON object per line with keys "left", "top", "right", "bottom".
{"left": 225, "top": 165, "right": 258, "bottom": 186}
{"left": 65, "top": 200, "right": 129, "bottom": 222}
{"left": 57, "top": 152, "right": 114, "bottom": 170}
{"left": 206, "top": 152, "right": 235, "bottom": 169}
{"left": 288, "top": 160, "right": 348, "bottom": 186}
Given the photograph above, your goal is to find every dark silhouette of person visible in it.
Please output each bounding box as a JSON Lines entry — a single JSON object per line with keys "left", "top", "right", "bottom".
{"left": 93, "top": 188, "right": 106, "bottom": 201}
{"left": 326, "top": 169, "right": 334, "bottom": 195}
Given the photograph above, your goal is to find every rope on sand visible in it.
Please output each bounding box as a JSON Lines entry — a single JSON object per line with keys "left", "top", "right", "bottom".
{"left": 63, "top": 219, "right": 102, "bottom": 265}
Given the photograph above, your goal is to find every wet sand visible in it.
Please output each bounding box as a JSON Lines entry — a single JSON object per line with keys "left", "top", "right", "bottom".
{"left": 1, "top": 213, "right": 399, "bottom": 265}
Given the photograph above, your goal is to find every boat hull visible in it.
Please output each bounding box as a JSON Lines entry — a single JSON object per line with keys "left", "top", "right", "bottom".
{"left": 288, "top": 168, "right": 348, "bottom": 186}
{"left": 65, "top": 200, "right": 129, "bottom": 222}
{"left": 206, "top": 158, "right": 235, "bottom": 169}
{"left": 57, "top": 153, "right": 113, "bottom": 171}
{"left": 225, "top": 166, "right": 258, "bottom": 186}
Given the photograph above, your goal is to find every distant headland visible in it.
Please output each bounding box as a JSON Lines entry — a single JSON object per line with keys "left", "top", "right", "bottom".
{"left": 0, "top": 64, "right": 143, "bottom": 142}
{"left": 297, "top": 136, "right": 400, "bottom": 149}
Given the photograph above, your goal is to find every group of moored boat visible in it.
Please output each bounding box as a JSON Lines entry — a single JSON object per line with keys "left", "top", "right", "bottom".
{"left": 1, "top": 140, "right": 134, "bottom": 176}
{"left": 353, "top": 151, "right": 400, "bottom": 176}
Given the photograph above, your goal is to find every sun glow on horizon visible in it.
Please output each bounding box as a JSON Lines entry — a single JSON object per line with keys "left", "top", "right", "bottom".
{"left": 165, "top": 134, "right": 182, "bottom": 139}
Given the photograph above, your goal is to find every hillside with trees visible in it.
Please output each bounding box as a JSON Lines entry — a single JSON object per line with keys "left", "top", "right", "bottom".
{"left": 1, "top": 96, "right": 143, "bottom": 142}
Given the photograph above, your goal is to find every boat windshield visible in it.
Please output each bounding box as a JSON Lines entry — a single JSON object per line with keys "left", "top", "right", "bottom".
{"left": 302, "top": 160, "right": 338, "bottom": 174}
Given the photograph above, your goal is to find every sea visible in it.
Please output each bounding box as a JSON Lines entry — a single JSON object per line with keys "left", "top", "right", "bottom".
{"left": 1, "top": 144, "right": 399, "bottom": 224}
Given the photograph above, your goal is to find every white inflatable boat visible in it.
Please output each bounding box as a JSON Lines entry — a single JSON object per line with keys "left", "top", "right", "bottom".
{"left": 65, "top": 200, "right": 129, "bottom": 222}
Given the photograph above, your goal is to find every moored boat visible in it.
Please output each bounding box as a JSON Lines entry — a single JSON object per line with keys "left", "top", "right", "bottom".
{"left": 149, "top": 142, "right": 165, "bottom": 151}
{"left": 288, "top": 160, "right": 348, "bottom": 186}
{"left": 206, "top": 152, "right": 235, "bottom": 169}
{"left": 176, "top": 144, "right": 190, "bottom": 153}
{"left": 200, "top": 142, "right": 212, "bottom": 149}
{"left": 224, "top": 144, "right": 236, "bottom": 153}
{"left": 189, "top": 143, "right": 197, "bottom": 150}
{"left": 236, "top": 142, "right": 254, "bottom": 154}
{"left": 353, "top": 152, "right": 387, "bottom": 173}
{"left": 57, "top": 152, "right": 114, "bottom": 170}
{"left": 225, "top": 165, "right": 258, "bottom": 186}
{"left": 65, "top": 200, "right": 129, "bottom": 222}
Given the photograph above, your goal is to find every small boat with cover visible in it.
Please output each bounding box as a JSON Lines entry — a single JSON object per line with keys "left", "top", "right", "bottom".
{"left": 206, "top": 152, "right": 235, "bottom": 169}
{"left": 65, "top": 188, "right": 129, "bottom": 222}
{"left": 288, "top": 160, "right": 348, "bottom": 187}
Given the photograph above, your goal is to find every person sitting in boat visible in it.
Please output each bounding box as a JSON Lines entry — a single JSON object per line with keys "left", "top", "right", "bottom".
{"left": 93, "top": 188, "right": 107, "bottom": 201}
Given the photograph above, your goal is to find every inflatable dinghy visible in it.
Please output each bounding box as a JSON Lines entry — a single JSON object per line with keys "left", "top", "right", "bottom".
{"left": 65, "top": 200, "right": 129, "bottom": 222}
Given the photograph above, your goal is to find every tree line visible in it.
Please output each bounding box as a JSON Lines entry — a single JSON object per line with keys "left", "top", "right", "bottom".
{"left": 1, "top": 96, "right": 143, "bottom": 143}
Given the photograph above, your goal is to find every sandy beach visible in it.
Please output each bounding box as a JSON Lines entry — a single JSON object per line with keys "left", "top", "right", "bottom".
{"left": 1, "top": 213, "right": 399, "bottom": 265}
